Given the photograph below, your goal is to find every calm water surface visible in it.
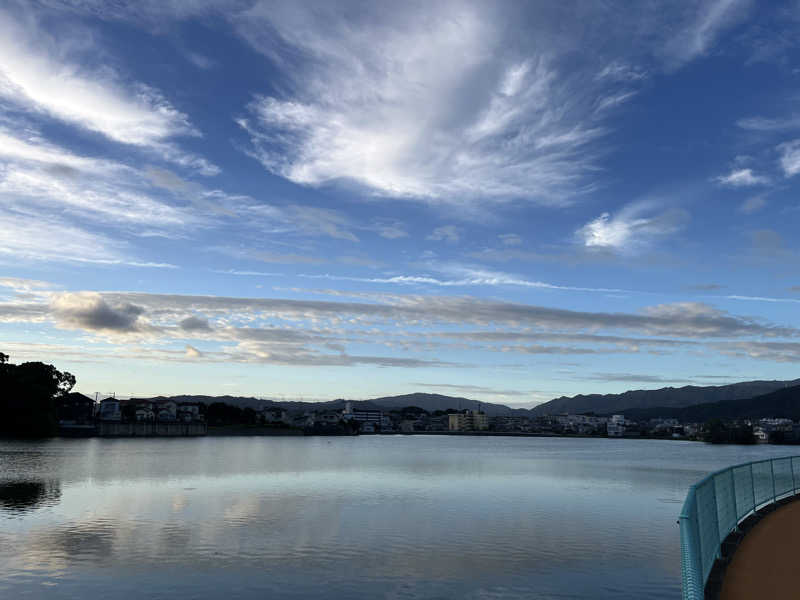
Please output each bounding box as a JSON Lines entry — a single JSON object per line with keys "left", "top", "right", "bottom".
{"left": 0, "top": 436, "right": 794, "bottom": 599}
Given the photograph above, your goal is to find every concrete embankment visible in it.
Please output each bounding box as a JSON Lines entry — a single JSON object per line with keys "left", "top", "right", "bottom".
{"left": 97, "top": 422, "right": 207, "bottom": 436}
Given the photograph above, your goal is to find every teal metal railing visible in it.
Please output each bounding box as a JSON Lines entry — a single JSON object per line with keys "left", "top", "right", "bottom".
{"left": 679, "top": 456, "right": 800, "bottom": 599}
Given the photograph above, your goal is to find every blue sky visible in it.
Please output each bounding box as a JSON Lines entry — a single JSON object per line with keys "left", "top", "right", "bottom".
{"left": 2, "top": 0, "right": 800, "bottom": 406}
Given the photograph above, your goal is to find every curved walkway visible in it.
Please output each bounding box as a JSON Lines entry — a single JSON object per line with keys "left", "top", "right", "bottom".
{"left": 720, "top": 500, "right": 800, "bottom": 600}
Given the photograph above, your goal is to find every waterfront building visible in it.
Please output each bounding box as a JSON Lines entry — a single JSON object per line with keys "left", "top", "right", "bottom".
{"left": 55, "top": 392, "right": 95, "bottom": 425}
{"left": 262, "top": 406, "right": 288, "bottom": 424}
{"left": 342, "top": 402, "right": 383, "bottom": 424}
{"left": 292, "top": 413, "right": 315, "bottom": 428}
{"left": 156, "top": 400, "right": 178, "bottom": 422}
{"left": 178, "top": 403, "right": 202, "bottom": 422}
{"left": 135, "top": 403, "right": 155, "bottom": 422}
{"left": 607, "top": 415, "right": 627, "bottom": 437}
{"left": 428, "top": 415, "right": 448, "bottom": 431}
{"left": 399, "top": 420, "right": 415, "bottom": 433}
{"left": 649, "top": 418, "right": 679, "bottom": 432}
{"left": 448, "top": 410, "right": 489, "bottom": 431}
{"left": 98, "top": 398, "right": 121, "bottom": 422}
{"left": 317, "top": 411, "right": 342, "bottom": 424}
{"left": 552, "top": 413, "right": 607, "bottom": 434}
{"left": 354, "top": 409, "right": 382, "bottom": 423}
{"left": 490, "top": 415, "right": 535, "bottom": 432}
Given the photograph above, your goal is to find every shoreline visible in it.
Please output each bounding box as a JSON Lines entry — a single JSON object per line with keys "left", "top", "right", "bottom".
{"left": 18, "top": 428, "right": 703, "bottom": 441}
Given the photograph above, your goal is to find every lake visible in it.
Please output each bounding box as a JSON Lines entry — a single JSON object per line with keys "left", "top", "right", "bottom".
{"left": 0, "top": 436, "right": 794, "bottom": 599}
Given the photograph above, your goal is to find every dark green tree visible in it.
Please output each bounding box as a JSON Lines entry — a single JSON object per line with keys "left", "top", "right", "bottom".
{"left": 703, "top": 419, "right": 756, "bottom": 444}
{"left": 0, "top": 354, "right": 76, "bottom": 437}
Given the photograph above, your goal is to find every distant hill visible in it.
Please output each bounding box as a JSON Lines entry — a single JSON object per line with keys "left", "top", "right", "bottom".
{"left": 131, "top": 393, "right": 518, "bottom": 416}
{"left": 131, "top": 394, "right": 388, "bottom": 413}
{"left": 132, "top": 379, "right": 800, "bottom": 419}
{"left": 529, "top": 379, "right": 800, "bottom": 416}
{"left": 368, "top": 393, "right": 518, "bottom": 416}
{"left": 622, "top": 384, "right": 800, "bottom": 422}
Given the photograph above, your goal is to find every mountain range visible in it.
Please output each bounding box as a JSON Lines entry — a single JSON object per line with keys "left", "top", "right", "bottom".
{"left": 622, "top": 384, "right": 800, "bottom": 422}
{"left": 527, "top": 379, "right": 800, "bottom": 416}
{"left": 131, "top": 378, "right": 800, "bottom": 418}
{"left": 130, "top": 393, "right": 519, "bottom": 416}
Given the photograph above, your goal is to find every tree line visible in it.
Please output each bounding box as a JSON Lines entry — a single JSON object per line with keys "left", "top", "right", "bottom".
{"left": 0, "top": 353, "right": 76, "bottom": 437}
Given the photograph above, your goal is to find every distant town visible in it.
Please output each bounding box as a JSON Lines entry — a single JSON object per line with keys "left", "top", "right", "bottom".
{"left": 53, "top": 392, "right": 800, "bottom": 445}
{"left": 3, "top": 352, "right": 800, "bottom": 444}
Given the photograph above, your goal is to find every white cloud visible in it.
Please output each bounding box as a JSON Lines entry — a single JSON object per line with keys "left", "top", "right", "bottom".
{"left": 6, "top": 286, "right": 797, "bottom": 341}
{"left": 295, "top": 267, "right": 627, "bottom": 294}
{"left": 727, "top": 295, "right": 800, "bottom": 305}
{"left": 4, "top": 281, "right": 800, "bottom": 371}
{"left": 0, "top": 8, "right": 216, "bottom": 174}
{"left": 739, "top": 195, "right": 767, "bottom": 214}
{"left": 659, "top": 0, "right": 752, "bottom": 69}
{"left": 0, "top": 129, "right": 368, "bottom": 267}
{"left": 499, "top": 233, "right": 522, "bottom": 246}
{"left": 715, "top": 167, "right": 769, "bottom": 187}
{"left": 427, "top": 225, "right": 461, "bottom": 244}
{"left": 737, "top": 115, "right": 800, "bottom": 132}
{"left": 185, "top": 345, "right": 203, "bottom": 358}
{"left": 778, "top": 140, "right": 800, "bottom": 177}
{"left": 372, "top": 221, "right": 408, "bottom": 239}
{"left": 715, "top": 341, "right": 800, "bottom": 363}
{"left": 235, "top": 4, "right": 625, "bottom": 205}
{"left": 0, "top": 128, "right": 209, "bottom": 265}
{"left": 577, "top": 201, "right": 688, "bottom": 252}
{"left": 0, "top": 130, "right": 113, "bottom": 171}
{"left": 0, "top": 209, "right": 180, "bottom": 268}
{"left": 284, "top": 205, "right": 359, "bottom": 242}
{"left": 51, "top": 292, "right": 149, "bottom": 333}
{"left": 0, "top": 210, "right": 123, "bottom": 264}
{"left": 595, "top": 61, "right": 647, "bottom": 82}
{"left": 1, "top": 163, "right": 189, "bottom": 226}
{"left": 185, "top": 52, "right": 216, "bottom": 70}
{"left": 595, "top": 90, "right": 638, "bottom": 112}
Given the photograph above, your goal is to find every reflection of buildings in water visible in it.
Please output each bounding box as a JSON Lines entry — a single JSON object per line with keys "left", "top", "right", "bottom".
{"left": 0, "top": 480, "right": 61, "bottom": 512}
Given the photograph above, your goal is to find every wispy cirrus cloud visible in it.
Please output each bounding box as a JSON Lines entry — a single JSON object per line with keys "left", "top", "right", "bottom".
{"left": 427, "top": 226, "right": 461, "bottom": 244}
{"left": 233, "top": 2, "right": 639, "bottom": 205}
{"left": 370, "top": 220, "right": 409, "bottom": 240}
{"left": 715, "top": 340, "right": 800, "bottom": 363}
{"left": 0, "top": 127, "right": 211, "bottom": 265}
{"left": 2, "top": 278, "right": 798, "bottom": 373}
{"left": 594, "top": 90, "right": 638, "bottom": 113}
{"left": 715, "top": 167, "right": 769, "bottom": 186}
{"left": 287, "top": 264, "right": 630, "bottom": 294}
{"left": 778, "top": 140, "right": 800, "bottom": 177}
{"left": 658, "top": 0, "right": 752, "bottom": 69}
{"left": 737, "top": 115, "right": 800, "bottom": 132}
{"left": 685, "top": 283, "right": 726, "bottom": 291}
{"left": 739, "top": 194, "right": 767, "bottom": 214}
{"left": 3, "top": 285, "right": 791, "bottom": 339}
{"left": 0, "top": 7, "right": 217, "bottom": 174}
{"left": 576, "top": 201, "right": 689, "bottom": 253}
{"left": 498, "top": 233, "right": 522, "bottom": 246}
{"left": 0, "top": 210, "right": 124, "bottom": 265}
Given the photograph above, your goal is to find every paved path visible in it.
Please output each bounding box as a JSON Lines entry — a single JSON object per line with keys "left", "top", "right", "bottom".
{"left": 720, "top": 500, "right": 800, "bottom": 600}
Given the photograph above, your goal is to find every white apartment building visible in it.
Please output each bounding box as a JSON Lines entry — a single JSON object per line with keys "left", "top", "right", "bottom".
{"left": 448, "top": 410, "right": 489, "bottom": 431}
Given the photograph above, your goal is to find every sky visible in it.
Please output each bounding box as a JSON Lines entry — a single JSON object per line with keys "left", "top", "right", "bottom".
{"left": 2, "top": 0, "right": 800, "bottom": 406}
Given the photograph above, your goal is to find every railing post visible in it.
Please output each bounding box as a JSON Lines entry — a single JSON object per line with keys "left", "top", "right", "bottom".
{"left": 793, "top": 457, "right": 797, "bottom": 494}
{"left": 730, "top": 468, "right": 738, "bottom": 529}
{"left": 771, "top": 460, "right": 777, "bottom": 502}
{"left": 710, "top": 478, "right": 721, "bottom": 562}
{"left": 749, "top": 463, "right": 755, "bottom": 512}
